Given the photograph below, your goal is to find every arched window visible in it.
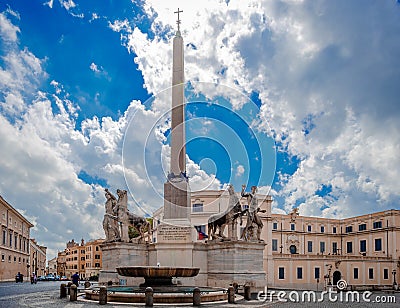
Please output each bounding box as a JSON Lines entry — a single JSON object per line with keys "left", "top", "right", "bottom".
{"left": 290, "top": 245, "right": 297, "bottom": 254}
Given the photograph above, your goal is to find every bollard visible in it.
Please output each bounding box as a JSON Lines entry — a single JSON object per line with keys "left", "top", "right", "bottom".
{"left": 228, "top": 286, "right": 235, "bottom": 304}
{"left": 60, "top": 283, "right": 67, "bottom": 298}
{"left": 145, "top": 287, "right": 154, "bottom": 307}
{"left": 70, "top": 284, "right": 77, "bottom": 301}
{"left": 67, "top": 282, "right": 72, "bottom": 295}
{"left": 84, "top": 281, "right": 91, "bottom": 289}
{"left": 193, "top": 287, "right": 201, "bottom": 306}
{"left": 99, "top": 286, "right": 107, "bottom": 305}
{"left": 244, "top": 285, "right": 251, "bottom": 301}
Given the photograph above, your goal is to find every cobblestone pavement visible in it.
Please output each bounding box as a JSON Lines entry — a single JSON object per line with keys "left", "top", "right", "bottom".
{"left": 0, "top": 285, "right": 399, "bottom": 307}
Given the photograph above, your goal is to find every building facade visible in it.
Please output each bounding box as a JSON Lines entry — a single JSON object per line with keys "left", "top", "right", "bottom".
{"left": 152, "top": 189, "right": 400, "bottom": 290}
{"left": 47, "top": 256, "right": 57, "bottom": 276}
{"left": 30, "top": 238, "right": 47, "bottom": 277}
{"left": 267, "top": 209, "right": 400, "bottom": 290}
{"left": 57, "top": 250, "right": 66, "bottom": 277}
{"left": 0, "top": 195, "right": 34, "bottom": 281}
{"left": 60, "top": 238, "right": 104, "bottom": 279}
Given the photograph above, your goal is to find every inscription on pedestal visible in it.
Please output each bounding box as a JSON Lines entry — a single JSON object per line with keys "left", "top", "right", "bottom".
{"left": 158, "top": 225, "right": 191, "bottom": 242}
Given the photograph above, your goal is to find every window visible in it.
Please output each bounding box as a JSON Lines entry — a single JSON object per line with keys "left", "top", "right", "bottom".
{"left": 332, "top": 242, "right": 338, "bottom": 254}
{"left": 2, "top": 229, "right": 5, "bottom": 245}
{"left": 290, "top": 224, "right": 295, "bottom": 231}
{"left": 81, "top": 265, "right": 84, "bottom": 270}
{"left": 347, "top": 242, "right": 353, "bottom": 253}
{"left": 384, "top": 268, "right": 389, "bottom": 280}
{"left": 273, "top": 222, "right": 278, "bottom": 230}
{"left": 297, "top": 267, "right": 303, "bottom": 279}
{"left": 320, "top": 242, "right": 325, "bottom": 253}
{"left": 320, "top": 226, "right": 325, "bottom": 233}
{"left": 307, "top": 241, "right": 313, "bottom": 253}
{"left": 14, "top": 235, "right": 17, "bottom": 249}
{"left": 375, "top": 238, "right": 382, "bottom": 251}
{"left": 359, "top": 224, "right": 367, "bottom": 231}
{"left": 373, "top": 221, "right": 382, "bottom": 229}
{"left": 95, "top": 263, "right": 100, "bottom": 268}
{"left": 354, "top": 268, "right": 359, "bottom": 279}
{"left": 345, "top": 226, "right": 353, "bottom": 233}
{"left": 1, "top": 254, "right": 4, "bottom": 261}
{"left": 272, "top": 239, "right": 278, "bottom": 251}
{"left": 8, "top": 255, "right": 11, "bottom": 262}
{"left": 95, "top": 254, "right": 100, "bottom": 259}
{"left": 192, "top": 203, "right": 203, "bottom": 213}
{"left": 81, "top": 257, "right": 85, "bottom": 261}
{"left": 307, "top": 225, "right": 312, "bottom": 232}
{"left": 96, "top": 246, "right": 99, "bottom": 251}
{"left": 360, "top": 240, "right": 366, "bottom": 253}
{"left": 332, "top": 227, "right": 337, "bottom": 233}
{"left": 315, "top": 267, "right": 320, "bottom": 279}
{"left": 14, "top": 256, "right": 16, "bottom": 262}
{"left": 278, "top": 267, "right": 284, "bottom": 279}
{"left": 9, "top": 231, "right": 12, "bottom": 247}
{"left": 290, "top": 245, "right": 297, "bottom": 254}
{"left": 368, "top": 268, "right": 373, "bottom": 279}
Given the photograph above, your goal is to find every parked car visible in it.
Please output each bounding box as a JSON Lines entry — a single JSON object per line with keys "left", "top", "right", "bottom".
{"left": 55, "top": 275, "right": 60, "bottom": 281}
{"left": 37, "top": 275, "right": 46, "bottom": 281}
{"left": 45, "top": 274, "right": 55, "bottom": 281}
{"left": 60, "top": 276, "right": 68, "bottom": 281}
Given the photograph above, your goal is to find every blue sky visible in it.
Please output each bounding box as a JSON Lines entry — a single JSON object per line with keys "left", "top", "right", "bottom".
{"left": 0, "top": 0, "right": 399, "bottom": 259}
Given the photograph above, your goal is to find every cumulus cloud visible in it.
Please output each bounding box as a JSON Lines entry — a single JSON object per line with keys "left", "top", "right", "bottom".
{"left": 117, "top": 0, "right": 400, "bottom": 218}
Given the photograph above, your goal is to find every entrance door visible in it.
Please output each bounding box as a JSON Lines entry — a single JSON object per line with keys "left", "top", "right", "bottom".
{"left": 333, "top": 271, "right": 341, "bottom": 285}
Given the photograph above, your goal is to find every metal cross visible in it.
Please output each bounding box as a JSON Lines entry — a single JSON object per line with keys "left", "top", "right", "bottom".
{"left": 174, "top": 8, "right": 183, "bottom": 31}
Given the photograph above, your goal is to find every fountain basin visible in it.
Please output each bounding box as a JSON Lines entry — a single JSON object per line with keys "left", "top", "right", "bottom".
{"left": 116, "top": 266, "right": 200, "bottom": 286}
{"left": 84, "top": 286, "right": 227, "bottom": 304}
{"left": 116, "top": 266, "right": 199, "bottom": 278}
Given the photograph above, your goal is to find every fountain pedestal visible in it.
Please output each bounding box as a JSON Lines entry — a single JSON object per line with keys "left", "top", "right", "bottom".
{"left": 207, "top": 240, "right": 267, "bottom": 291}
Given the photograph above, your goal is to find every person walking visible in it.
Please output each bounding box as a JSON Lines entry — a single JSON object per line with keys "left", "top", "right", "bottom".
{"left": 71, "top": 272, "right": 80, "bottom": 287}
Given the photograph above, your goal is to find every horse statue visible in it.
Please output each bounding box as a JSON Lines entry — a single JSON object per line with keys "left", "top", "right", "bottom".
{"left": 110, "top": 189, "right": 152, "bottom": 243}
{"left": 208, "top": 185, "right": 243, "bottom": 240}
{"left": 128, "top": 212, "right": 151, "bottom": 243}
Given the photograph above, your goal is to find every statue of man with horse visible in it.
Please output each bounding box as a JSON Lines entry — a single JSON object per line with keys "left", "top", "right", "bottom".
{"left": 103, "top": 188, "right": 151, "bottom": 243}
{"left": 208, "top": 185, "right": 244, "bottom": 240}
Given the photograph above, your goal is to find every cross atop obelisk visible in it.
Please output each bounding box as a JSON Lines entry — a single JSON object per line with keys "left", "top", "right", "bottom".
{"left": 174, "top": 8, "right": 183, "bottom": 33}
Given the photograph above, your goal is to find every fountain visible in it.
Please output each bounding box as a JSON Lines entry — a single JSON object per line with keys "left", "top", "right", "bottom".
{"left": 84, "top": 266, "right": 227, "bottom": 304}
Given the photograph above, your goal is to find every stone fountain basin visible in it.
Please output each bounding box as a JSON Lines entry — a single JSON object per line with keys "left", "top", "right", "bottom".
{"left": 116, "top": 266, "right": 200, "bottom": 278}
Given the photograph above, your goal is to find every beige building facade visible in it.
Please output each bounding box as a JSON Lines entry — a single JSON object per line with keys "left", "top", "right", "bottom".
{"left": 59, "top": 238, "right": 104, "bottom": 279}
{"left": 47, "top": 256, "right": 57, "bottom": 276}
{"left": 30, "top": 238, "right": 47, "bottom": 277}
{"left": 0, "top": 195, "right": 34, "bottom": 281}
{"left": 153, "top": 189, "right": 400, "bottom": 290}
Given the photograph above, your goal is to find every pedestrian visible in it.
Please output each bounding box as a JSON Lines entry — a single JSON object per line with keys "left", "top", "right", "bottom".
{"left": 71, "top": 272, "right": 79, "bottom": 287}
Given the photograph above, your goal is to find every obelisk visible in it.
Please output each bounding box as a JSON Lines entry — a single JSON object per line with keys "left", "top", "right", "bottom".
{"left": 163, "top": 8, "right": 190, "bottom": 222}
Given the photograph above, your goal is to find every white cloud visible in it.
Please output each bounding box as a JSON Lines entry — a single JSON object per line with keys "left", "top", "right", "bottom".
{"left": 124, "top": 0, "right": 400, "bottom": 218}
{"left": 43, "top": 0, "right": 54, "bottom": 9}
{"left": 236, "top": 164, "right": 245, "bottom": 177}
{"left": 0, "top": 11, "right": 20, "bottom": 42}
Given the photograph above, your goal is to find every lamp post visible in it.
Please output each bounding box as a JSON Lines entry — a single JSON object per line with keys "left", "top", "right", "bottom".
{"left": 392, "top": 269, "right": 397, "bottom": 290}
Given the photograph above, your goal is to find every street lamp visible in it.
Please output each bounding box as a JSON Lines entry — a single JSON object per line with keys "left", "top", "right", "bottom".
{"left": 392, "top": 269, "right": 397, "bottom": 289}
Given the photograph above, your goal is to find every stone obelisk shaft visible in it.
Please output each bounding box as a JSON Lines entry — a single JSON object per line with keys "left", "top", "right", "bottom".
{"left": 170, "top": 31, "right": 185, "bottom": 176}
{"left": 163, "top": 25, "right": 190, "bottom": 222}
